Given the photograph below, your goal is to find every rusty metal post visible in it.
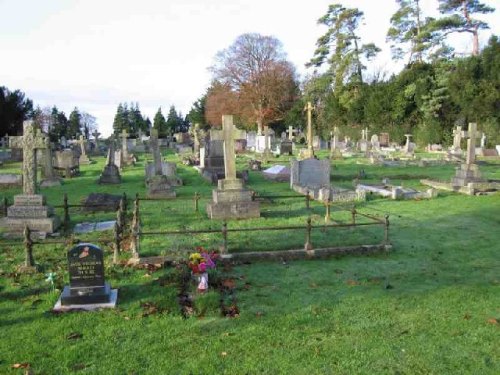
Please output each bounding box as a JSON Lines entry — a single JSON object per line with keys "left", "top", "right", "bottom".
{"left": 351, "top": 205, "right": 356, "bottom": 225}
{"left": 384, "top": 215, "right": 390, "bottom": 245}
{"left": 221, "top": 221, "right": 228, "bottom": 254}
{"left": 23, "top": 225, "right": 34, "bottom": 267}
{"left": 304, "top": 217, "right": 313, "bottom": 250}
{"left": 63, "top": 193, "right": 70, "bottom": 233}
{"left": 305, "top": 190, "right": 310, "bottom": 209}
{"left": 119, "top": 196, "right": 126, "bottom": 229}
{"left": 194, "top": 192, "right": 200, "bottom": 212}
{"left": 3, "top": 196, "right": 7, "bottom": 216}
{"left": 113, "top": 221, "right": 121, "bottom": 264}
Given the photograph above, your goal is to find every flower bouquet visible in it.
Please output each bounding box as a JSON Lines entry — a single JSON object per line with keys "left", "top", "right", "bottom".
{"left": 188, "top": 247, "right": 218, "bottom": 293}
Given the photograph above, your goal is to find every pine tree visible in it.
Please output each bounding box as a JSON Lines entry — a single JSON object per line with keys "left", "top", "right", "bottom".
{"left": 153, "top": 107, "right": 167, "bottom": 137}
{"left": 68, "top": 107, "right": 82, "bottom": 138}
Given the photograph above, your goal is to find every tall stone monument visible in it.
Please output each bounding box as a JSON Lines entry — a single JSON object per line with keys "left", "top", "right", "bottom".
{"left": 300, "top": 101, "right": 315, "bottom": 159}
{"left": 145, "top": 129, "right": 176, "bottom": 198}
{"left": 7, "top": 121, "right": 60, "bottom": 234}
{"left": 206, "top": 115, "right": 260, "bottom": 219}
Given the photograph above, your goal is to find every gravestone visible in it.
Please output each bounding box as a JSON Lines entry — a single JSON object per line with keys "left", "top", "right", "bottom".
{"left": 379, "top": 133, "right": 390, "bottom": 147}
{"left": 279, "top": 139, "right": 293, "bottom": 155}
{"left": 206, "top": 115, "right": 260, "bottom": 219}
{"left": 145, "top": 129, "right": 176, "bottom": 198}
{"left": 290, "top": 158, "right": 330, "bottom": 190}
{"left": 54, "top": 149, "right": 80, "bottom": 178}
{"left": 0, "top": 174, "right": 22, "bottom": 188}
{"left": 7, "top": 121, "right": 60, "bottom": 234}
{"left": 403, "top": 134, "right": 414, "bottom": 155}
{"left": 370, "top": 134, "right": 380, "bottom": 150}
{"left": 120, "top": 129, "right": 135, "bottom": 165}
{"left": 330, "top": 127, "right": 342, "bottom": 159}
{"left": 263, "top": 165, "right": 291, "bottom": 182}
{"left": 98, "top": 142, "right": 121, "bottom": 184}
{"left": 246, "top": 131, "right": 257, "bottom": 150}
{"left": 40, "top": 136, "right": 62, "bottom": 187}
{"left": 92, "top": 130, "right": 101, "bottom": 155}
{"left": 55, "top": 243, "right": 117, "bottom": 310}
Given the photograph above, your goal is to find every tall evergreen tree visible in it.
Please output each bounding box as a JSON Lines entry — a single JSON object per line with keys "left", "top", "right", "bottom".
{"left": 153, "top": 107, "right": 168, "bottom": 137}
{"left": 68, "top": 107, "right": 82, "bottom": 138}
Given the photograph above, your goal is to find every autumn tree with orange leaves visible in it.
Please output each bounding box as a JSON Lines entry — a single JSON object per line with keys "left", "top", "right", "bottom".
{"left": 208, "top": 33, "right": 299, "bottom": 133}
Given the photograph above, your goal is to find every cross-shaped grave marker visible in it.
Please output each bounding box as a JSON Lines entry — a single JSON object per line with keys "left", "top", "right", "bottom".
{"left": 461, "top": 123, "right": 482, "bottom": 165}
{"left": 452, "top": 126, "right": 462, "bottom": 150}
{"left": 9, "top": 121, "right": 47, "bottom": 195}
{"left": 120, "top": 129, "right": 129, "bottom": 159}
{"left": 304, "top": 101, "right": 315, "bottom": 156}
{"left": 287, "top": 126, "right": 296, "bottom": 141}
{"left": 222, "top": 115, "right": 246, "bottom": 181}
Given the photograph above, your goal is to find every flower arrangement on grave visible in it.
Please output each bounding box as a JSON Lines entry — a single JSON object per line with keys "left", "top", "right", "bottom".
{"left": 188, "top": 247, "right": 218, "bottom": 293}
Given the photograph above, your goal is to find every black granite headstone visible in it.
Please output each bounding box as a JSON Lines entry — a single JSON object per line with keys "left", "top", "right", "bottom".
{"left": 61, "top": 243, "right": 111, "bottom": 305}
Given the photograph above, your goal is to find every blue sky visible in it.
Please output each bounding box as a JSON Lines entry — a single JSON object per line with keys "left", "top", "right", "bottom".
{"left": 0, "top": 0, "right": 498, "bottom": 136}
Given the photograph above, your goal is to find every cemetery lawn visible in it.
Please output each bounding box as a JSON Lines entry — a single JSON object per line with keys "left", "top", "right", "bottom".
{"left": 0, "top": 152, "right": 499, "bottom": 374}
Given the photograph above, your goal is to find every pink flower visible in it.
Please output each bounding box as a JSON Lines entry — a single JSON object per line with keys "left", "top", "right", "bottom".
{"left": 198, "top": 262, "right": 207, "bottom": 273}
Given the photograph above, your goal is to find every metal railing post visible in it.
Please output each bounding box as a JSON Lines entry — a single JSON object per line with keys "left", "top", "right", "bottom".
{"left": 23, "top": 225, "right": 34, "bottom": 267}
{"left": 221, "top": 221, "right": 228, "bottom": 254}
{"left": 63, "top": 193, "right": 70, "bottom": 233}
{"left": 384, "top": 215, "right": 390, "bottom": 245}
{"left": 113, "top": 221, "right": 121, "bottom": 264}
{"left": 304, "top": 217, "right": 313, "bottom": 250}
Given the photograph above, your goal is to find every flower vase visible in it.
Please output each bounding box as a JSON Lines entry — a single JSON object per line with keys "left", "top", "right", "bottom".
{"left": 197, "top": 272, "right": 208, "bottom": 293}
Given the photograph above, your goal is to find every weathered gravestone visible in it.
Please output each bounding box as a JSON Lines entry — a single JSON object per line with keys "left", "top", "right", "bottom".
{"left": 299, "top": 101, "right": 315, "bottom": 159}
{"left": 40, "top": 136, "right": 62, "bottom": 187}
{"left": 451, "top": 123, "right": 485, "bottom": 187}
{"left": 98, "top": 142, "right": 121, "bottom": 184}
{"left": 145, "top": 129, "right": 176, "bottom": 198}
{"left": 54, "top": 149, "right": 80, "bottom": 178}
{"left": 6, "top": 121, "right": 60, "bottom": 234}
{"left": 55, "top": 243, "right": 117, "bottom": 310}
{"left": 206, "top": 115, "right": 260, "bottom": 219}
{"left": 379, "top": 133, "right": 390, "bottom": 147}
{"left": 290, "top": 158, "right": 331, "bottom": 196}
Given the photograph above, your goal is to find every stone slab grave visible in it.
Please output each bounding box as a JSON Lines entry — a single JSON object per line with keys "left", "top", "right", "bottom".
{"left": 6, "top": 121, "right": 60, "bottom": 235}
{"left": 99, "top": 142, "right": 121, "bottom": 184}
{"left": 356, "top": 181, "right": 437, "bottom": 200}
{"left": 54, "top": 243, "right": 117, "bottom": 311}
{"left": 146, "top": 129, "right": 176, "bottom": 198}
{"left": 54, "top": 149, "right": 80, "bottom": 178}
{"left": 263, "top": 165, "right": 291, "bottom": 182}
{"left": 246, "top": 131, "right": 257, "bottom": 150}
{"left": 74, "top": 220, "right": 116, "bottom": 234}
{"left": 206, "top": 115, "right": 260, "bottom": 219}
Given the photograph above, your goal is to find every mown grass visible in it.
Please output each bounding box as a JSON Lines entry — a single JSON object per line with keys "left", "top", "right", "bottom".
{"left": 0, "top": 149, "right": 499, "bottom": 374}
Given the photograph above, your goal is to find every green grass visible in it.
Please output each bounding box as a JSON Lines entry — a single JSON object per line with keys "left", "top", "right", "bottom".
{"left": 0, "top": 150, "right": 499, "bottom": 374}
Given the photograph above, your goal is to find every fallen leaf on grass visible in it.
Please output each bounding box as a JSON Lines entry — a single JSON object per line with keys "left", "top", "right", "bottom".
{"left": 487, "top": 318, "right": 498, "bottom": 325}
{"left": 309, "top": 283, "right": 318, "bottom": 288}
{"left": 463, "top": 313, "right": 472, "bottom": 320}
{"left": 222, "top": 279, "right": 235, "bottom": 289}
{"left": 71, "top": 363, "right": 87, "bottom": 371}
{"left": 221, "top": 352, "right": 227, "bottom": 357}
{"left": 67, "top": 332, "right": 83, "bottom": 340}
{"left": 256, "top": 311, "right": 264, "bottom": 318}
{"left": 11, "top": 363, "right": 30, "bottom": 369}
{"left": 346, "top": 279, "right": 359, "bottom": 286}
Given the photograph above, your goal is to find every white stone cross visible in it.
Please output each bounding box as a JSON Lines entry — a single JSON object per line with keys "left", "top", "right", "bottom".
{"left": 78, "top": 135, "right": 87, "bottom": 156}
{"left": 9, "top": 121, "right": 47, "bottom": 195}
{"left": 287, "top": 126, "right": 296, "bottom": 141}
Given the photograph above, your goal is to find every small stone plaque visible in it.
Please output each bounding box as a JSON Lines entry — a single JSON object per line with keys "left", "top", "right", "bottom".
{"left": 14, "top": 195, "right": 45, "bottom": 206}
{"left": 60, "top": 243, "right": 112, "bottom": 305}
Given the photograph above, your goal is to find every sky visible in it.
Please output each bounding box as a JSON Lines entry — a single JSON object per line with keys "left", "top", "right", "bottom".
{"left": 0, "top": 0, "right": 498, "bottom": 136}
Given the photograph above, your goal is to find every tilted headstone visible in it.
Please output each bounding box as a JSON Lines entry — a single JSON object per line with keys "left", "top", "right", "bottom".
{"left": 40, "top": 137, "right": 62, "bottom": 187}
{"left": 54, "top": 149, "right": 80, "bottom": 178}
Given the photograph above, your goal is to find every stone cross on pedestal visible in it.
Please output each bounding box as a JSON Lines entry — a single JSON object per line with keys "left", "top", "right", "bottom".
{"left": 452, "top": 126, "right": 463, "bottom": 150}
{"left": 9, "top": 121, "right": 47, "bottom": 195}
{"left": 150, "top": 129, "right": 163, "bottom": 176}
{"left": 480, "top": 133, "right": 486, "bottom": 148}
{"left": 287, "top": 126, "right": 296, "bottom": 141}
{"left": 361, "top": 128, "right": 369, "bottom": 142}
{"left": 263, "top": 125, "right": 272, "bottom": 160}
{"left": 78, "top": 135, "right": 87, "bottom": 156}
{"left": 462, "top": 123, "right": 482, "bottom": 165}
{"left": 120, "top": 129, "right": 129, "bottom": 159}
{"left": 304, "top": 101, "right": 315, "bottom": 156}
